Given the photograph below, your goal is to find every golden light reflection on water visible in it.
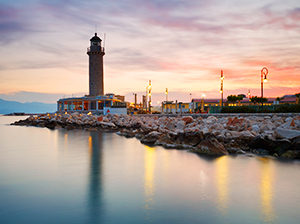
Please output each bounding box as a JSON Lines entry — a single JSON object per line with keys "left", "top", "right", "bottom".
{"left": 64, "top": 133, "right": 68, "bottom": 150}
{"left": 259, "top": 157, "right": 276, "bottom": 223}
{"left": 144, "top": 145, "right": 156, "bottom": 221}
{"left": 215, "top": 156, "right": 229, "bottom": 214}
{"left": 89, "top": 136, "right": 92, "bottom": 155}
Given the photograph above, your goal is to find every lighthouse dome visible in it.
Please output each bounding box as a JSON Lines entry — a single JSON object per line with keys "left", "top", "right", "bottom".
{"left": 90, "top": 33, "right": 101, "bottom": 42}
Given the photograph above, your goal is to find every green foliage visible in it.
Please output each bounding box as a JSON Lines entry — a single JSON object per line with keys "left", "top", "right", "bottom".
{"left": 295, "top": 93, "right": 300, "bottom": 104}
{"left": 227, "top": 95, "right": 238, "bottom": 103}
{"left": 221, "top": 106, "right": 257, "bottom": 113}
{"left": 250, "top": 96, "right": 268, "bottom": 104}
{"left": 273, "top": 104, "right": 300, "bottom": 113}
{"left": 237, "top": 95, "right": 244, "bottom": 101}
{"left": 276, "top": 96, "right": 285, "bottom": 101}
{"left": 220, "top": 104, "right": 300, "bottom": 113}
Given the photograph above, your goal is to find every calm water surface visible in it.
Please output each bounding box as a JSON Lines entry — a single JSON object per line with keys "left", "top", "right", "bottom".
{"left": 1, "top": 116, "right": 300, "bottom": 224}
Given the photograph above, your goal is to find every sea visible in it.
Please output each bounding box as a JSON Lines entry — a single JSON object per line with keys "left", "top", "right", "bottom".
{"left": 0, "top": 116, "right": 300, "bottom": 224}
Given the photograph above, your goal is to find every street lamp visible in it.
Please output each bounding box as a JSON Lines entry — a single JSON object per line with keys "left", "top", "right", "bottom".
{"left": 201, "top": 92, "right": 206, "bottom": 113}
{"left": 261, "top": 67, "right": 268, "bottom": 111}
{"left": 147, "top": 80, "right": 152, "bottom": 114}
{"left": 220, "top": 70, "right": 225, "bottom": 109}
{"left": 165, "top": 88, "right": 168, "bottom": 102}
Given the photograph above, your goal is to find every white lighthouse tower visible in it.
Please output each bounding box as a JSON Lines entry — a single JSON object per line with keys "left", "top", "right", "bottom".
{"left": 87, "top": 33, "right": 105, "bottom": 96}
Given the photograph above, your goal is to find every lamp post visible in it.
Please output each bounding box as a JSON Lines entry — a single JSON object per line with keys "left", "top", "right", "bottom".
{"left": 201, "top": 92, "right": 206, "bottom": 113}
{"left": 220, "top": 70, "right": 225, "bottom": 110}
{"left": 147, "top": 80, "right": 152, "bottom": 114}
{"left": 165, "top": 88, "right": 168, "bottom": 102}
{"left": 145, "top": 87, "right": 148, "bottom": 113}
{"left": 261, "top": 67, "right": 268, "bottom": 112}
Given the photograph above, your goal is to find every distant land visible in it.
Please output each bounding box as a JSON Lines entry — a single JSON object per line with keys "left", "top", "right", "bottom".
{"left": 0, "top": 98, "right": 56, "bottom": 114}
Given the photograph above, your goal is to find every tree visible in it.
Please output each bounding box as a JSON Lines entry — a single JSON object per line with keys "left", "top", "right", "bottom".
{"left": 237, "top": 94, "right": 244, "bottom": 106}
{"left": 250, "top": 96, "right": 268, "bottom": 105}
{"left": 295, "top": 93, "right": 300, "bottom": 104}
{"left": 227, "top": 95, "right": 238, "bottom": 104}
{"left": 276, "top": 96, "right": 285, "bottom": 103}
{"left": 250, "top": 96, "right": 259, "bottom": 105}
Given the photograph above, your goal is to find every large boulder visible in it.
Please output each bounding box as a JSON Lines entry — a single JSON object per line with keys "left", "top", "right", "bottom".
{"left": 192, "top": 138, "right": 228, "bottom": 156}
{"left": 274, "top": 128, "right": 300, "bottom": 140}
{"left": 281, "top": 150, "right": 300, "bottom": 159}
{"left": 260, "top": 123, "right": 276, "bottom": 132}
{"left": 141, "top": 131, "right": 162, "bottom": 144}
{"left": 46, "top": 121, "right": 57, "bottom": 130}
{"left": 249, "top": 135, "right": 273, "bottom": 151}
{"left": 182, "top": 132, "right": 203, "bottom": 146}
{"left": 268, "top": 139, "right": 292, "bottom": 156}
{"left": 224, "top": 140, "right": 245, "bottom": 154}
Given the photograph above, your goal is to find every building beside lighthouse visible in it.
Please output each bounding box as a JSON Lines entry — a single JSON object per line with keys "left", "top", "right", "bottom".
{"left": 57, "top": 33, "right": 127, "bottom": 115}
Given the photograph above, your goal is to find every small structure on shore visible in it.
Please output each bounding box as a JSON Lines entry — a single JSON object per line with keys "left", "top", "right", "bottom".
{"left": 57, "top": 33, "right": 126, "bottom": 115}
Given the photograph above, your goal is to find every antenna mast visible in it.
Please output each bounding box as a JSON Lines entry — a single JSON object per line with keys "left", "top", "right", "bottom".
{"left": 103, "top": 33, "right": 106, "bottom": 49}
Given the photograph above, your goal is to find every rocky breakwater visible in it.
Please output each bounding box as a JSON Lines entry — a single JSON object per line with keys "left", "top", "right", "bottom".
{"left": 11, "top": 113, "right": 300, "bottom": 159}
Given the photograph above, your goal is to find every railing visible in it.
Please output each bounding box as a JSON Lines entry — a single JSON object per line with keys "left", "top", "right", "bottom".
{"left": 87, "top": 46, "right": 105, "bottom": 53}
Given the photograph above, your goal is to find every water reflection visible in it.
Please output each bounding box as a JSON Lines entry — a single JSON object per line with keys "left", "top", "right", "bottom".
{"left": 215, "top": 156, "right": 229, "bottom": 214}
{"left": 88, "top": 132, "right": 104, "bottom": 221}
{"left": 64, "top": 133, "right": 68, "bottom": 149}
{"left": 259, "top": 158, "right": 276, "bottom": 223}
{"left": 199, "top": 170, "right": 208, "bottom": 200}
{"left": 144, "top": 145, "right": 156, "bottom": 222}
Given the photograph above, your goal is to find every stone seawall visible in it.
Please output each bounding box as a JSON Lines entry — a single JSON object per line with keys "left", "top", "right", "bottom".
{"left": 11, "top": 112, "right": 300, "bottom": 159}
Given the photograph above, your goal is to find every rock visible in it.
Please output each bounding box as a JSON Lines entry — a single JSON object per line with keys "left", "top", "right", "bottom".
{"left": 192, "top": 138, "right": 228, "bottom": 156}
{"left": 205, "top": 116, "right": 218, "bottom": 124}
{"left": 182, "top": 132, "right": 203, "bottom": 146}
{"left": 37, "top": 122, "right": 46, "bottom": 127}
{"left": 65, "top": 124, "right": 75, "bottom": 130}
{"left": 176, "top": 121, "right": 185, "bottom": 130}
{"left": 274, "top": 128, "right": 300, "bottom": 140}
{"left": 281, "top": 150, "right": 300, "bottom": 159}
{"left": 155, "top": 134, "right": 173, "bottom": 146}
{"left": 239, "top": 130, "right": 255, "bottom": 139}
{"left": 252, "top": 148, "right": 269, "bottom": 155}
{"left": 251, "top": 125, "right": 260, "bottom": 133}
{"left": 98, "top": 122, "right": 116, "bottom": 128}
{"left": 182, "top": 116, "right": 193, "bottom": 124}
{"left": 224, "top": 141, "right": 241, "bottom": 154}
{"left": 46, "top": 121, "right": 56, "bottom": 130}
{"left": 260, "top": 123, "right": 276, "bottom": 132}
{"left": 228, "top": 131, "right": 241, "bottom": 138}
{"left": 118, "top": 129, "right": 136, "bottom": 138}
{"left": 141, "top": 131, "right": 162, "bottom": 144}
{"left": 249, "top": 135, "right": 272, "bottom": 151}
{"left": 227, "top": 117, "right": 244, "bottom": 126}
{"left": 201, "top": 127, "right": 210, "bottom": 135}
{"left": 270, "top": 139, "right": 292, "bottom": 156}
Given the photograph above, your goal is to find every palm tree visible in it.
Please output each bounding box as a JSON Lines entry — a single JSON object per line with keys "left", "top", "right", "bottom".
{"left": 237, "top": 94, "right": 244, "bottom": 106}
{"left": 276, "top": 96, "right": 285, "bottom": 104}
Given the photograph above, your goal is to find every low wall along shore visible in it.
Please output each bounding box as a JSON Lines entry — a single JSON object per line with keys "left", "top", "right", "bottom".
{"left": 12, "top": 112, "right": 300, "bottom": 159}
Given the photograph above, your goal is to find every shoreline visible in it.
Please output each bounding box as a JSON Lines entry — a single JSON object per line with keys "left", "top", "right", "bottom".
{"left": 11, "top": 112, "right": 300, "bottom": 159}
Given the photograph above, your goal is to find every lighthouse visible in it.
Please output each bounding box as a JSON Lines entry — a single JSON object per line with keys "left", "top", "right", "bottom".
{"left": 57, "top": 33, "right": 126, "bottom": 115}
{"left": 87, "top": 33, "right": 105, "bottom": 96}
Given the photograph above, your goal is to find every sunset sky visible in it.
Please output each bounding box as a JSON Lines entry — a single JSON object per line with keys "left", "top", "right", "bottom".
{"left": 0, "top": 0, "right": 299, "bottom": 104}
